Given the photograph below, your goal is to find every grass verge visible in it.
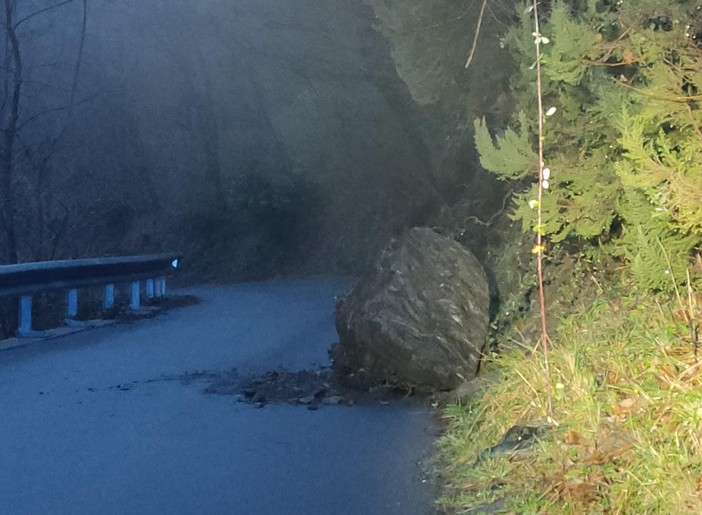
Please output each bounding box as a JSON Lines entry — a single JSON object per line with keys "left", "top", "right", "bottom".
{"left": 437, "top": 289, "right": 702, "bottom": 513}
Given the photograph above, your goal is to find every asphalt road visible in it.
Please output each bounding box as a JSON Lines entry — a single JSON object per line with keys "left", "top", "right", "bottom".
{"left": 0, "top": 278, "right": 437, "bottom": 515}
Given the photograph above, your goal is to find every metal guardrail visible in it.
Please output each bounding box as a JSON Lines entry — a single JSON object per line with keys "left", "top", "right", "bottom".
{"left": 0, "top": 253, "right": 181, "bottom": 337}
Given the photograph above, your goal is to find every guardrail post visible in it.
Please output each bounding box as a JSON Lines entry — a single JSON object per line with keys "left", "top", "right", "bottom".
{"left": 66, "top": 289, "right": 78, "bottom": 320}
{"left": 155, "top": 277, "right": 166, "bottom": 298}
{"left": 104, "top": 284, "right": 115, "bottom": 310}
{"left": 65, "top": 288, "right": 87, "bottom": 327}
{"left": 130, "top": 281, "right": 140, "bottom": 310}
{"left": 146, "top": 279, "right": 155, "bottom": 299}
{"left": 17, "top": 295, "right": 33, "bottom": 336}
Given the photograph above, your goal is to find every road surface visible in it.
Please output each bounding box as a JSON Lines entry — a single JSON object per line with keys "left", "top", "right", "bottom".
{"left": 0, "top": 278, "right": 437, "bottom": 514}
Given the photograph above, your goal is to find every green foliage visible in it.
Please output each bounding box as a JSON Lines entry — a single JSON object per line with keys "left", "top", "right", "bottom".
{"left": 231, "top": 171, "right": 319, "bottom": 246}
{"left": 475, "top": 0, "right": 702, "bottom": 291}
{"left": 190, "top": 171, "right": 320, "bottom": 279}
{"left": 615, "top": 189, "right": 695, "bottom": 290}
{"left": 541, "top": 2, "right": 599, "bottom": 85}
{"left": 473, "top": 112, "right": 536, "bottom": 180}
{"left": 438, "top": 293, "right": 702, "bottom": 513}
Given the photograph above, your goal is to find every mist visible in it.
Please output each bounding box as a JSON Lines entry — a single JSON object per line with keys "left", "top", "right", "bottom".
{"left": 0, "top": 0, "right": 497, "bottom": 280}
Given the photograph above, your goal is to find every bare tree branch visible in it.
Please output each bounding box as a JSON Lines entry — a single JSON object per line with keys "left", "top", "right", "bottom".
{"left": 14, "top": 0, "right": 74, "bottom": 29}
{"left": 465, "top": 0, "right": 488, "bottom": 69}
{"left": 69, "top": 0, "right": 86, "bottom": 110}
{"left": 0, "top": 0, "right": 88, "bottom": 261}
{"left": 15, "top": 94, "right": 94, "bottom": 134}
{"left": 1, "top": 0, "right": 23, "bottom": 261}
{"left": 1, "top": 27, "right": 10, "bottom": 112}
{"left": 16, "top": 0, "right": 89, "bottom": 135}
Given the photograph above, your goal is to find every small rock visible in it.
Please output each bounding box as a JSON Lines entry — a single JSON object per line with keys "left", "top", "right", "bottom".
{"left": 464, "top": 498, "right": 507, "bottom": 514}
{"left": 307, "top": 403, "right": 319, "bottom": 411}
{"left": 322, "top": 396, "right": 343, "bottom": 405}
{"left": 298, "top": 395, "right": 315, "bottom": 405}
{"left": 474, "top": 425, "right": 547, "bottom": 465}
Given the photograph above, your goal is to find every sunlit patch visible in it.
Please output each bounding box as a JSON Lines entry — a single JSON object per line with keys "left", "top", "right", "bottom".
{"left": 531, "top": 244, "right": 546, "bottom": 255}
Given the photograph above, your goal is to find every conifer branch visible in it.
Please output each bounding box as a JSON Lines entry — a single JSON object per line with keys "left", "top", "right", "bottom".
{"left": 685, "top": 103, "right": 702, "bottom": 141}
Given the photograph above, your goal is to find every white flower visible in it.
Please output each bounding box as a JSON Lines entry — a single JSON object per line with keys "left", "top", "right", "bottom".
{"left": 543, "top": 167, "right": 551, "bottom": 180}
{"left": 529, "top": 199, "right": 539, "bottom": 209}
{"left": 546, "top": 107, "right": 557, "bottom": 117}
{"left": 532, "top": 32, "right": 550, "bottom": 45}
{"left": 542, "top": 179, "right": 550, "bottom": 189}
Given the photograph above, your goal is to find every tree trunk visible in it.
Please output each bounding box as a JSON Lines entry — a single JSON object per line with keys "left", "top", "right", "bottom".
{"left": 1, "top": 0, "right": 22, "bottom": 263}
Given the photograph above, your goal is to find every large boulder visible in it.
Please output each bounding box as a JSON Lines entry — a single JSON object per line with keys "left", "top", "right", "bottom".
{"left": 333, "top": 227, "right": 490, "bottom": 391}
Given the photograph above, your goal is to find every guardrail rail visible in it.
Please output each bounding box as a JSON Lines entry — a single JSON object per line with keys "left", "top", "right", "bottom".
{"left": 0, "top": 253, "right": 181, "bottom": 337}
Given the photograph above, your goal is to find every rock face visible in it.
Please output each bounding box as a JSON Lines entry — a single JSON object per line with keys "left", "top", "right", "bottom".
{"left": 334, "top": 227, "right": 490, "bottom": 391}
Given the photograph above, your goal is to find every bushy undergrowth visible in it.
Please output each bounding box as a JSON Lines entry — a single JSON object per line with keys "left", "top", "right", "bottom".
{"left": 438, "top": 288, "right": 702, "bottom": 513}
{"left": 475, "top": 0, "right": 702, "bottom": 292}
{"left": 187, "top": 171, "right": 321, "bottom": 281}
{"left": 437, "top": 1, "right": 702, "bottom": 511}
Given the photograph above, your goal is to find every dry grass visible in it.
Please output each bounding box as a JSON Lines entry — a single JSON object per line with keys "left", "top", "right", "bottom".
{"left": 438, "top": 290, "right": 702, "bottom": 513}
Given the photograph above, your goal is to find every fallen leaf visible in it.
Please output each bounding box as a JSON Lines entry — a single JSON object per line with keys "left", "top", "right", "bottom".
{"left": 564, "top": 429, "right": 581, "bottom": 445}
{"left": 588, "top": 428, "right": 636, "bottom": 464}
{"left": 619, "top": 398, "right": 636, "bottom": 410}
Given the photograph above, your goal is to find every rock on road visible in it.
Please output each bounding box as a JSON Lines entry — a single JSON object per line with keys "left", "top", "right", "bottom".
{"left": 0, "top": 278, "right": 437, "bottom": 515}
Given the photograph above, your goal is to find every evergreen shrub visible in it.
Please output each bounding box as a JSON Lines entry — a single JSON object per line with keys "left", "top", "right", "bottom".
{"left": 474, "top": 0, "right": 702, "bottom": 291}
